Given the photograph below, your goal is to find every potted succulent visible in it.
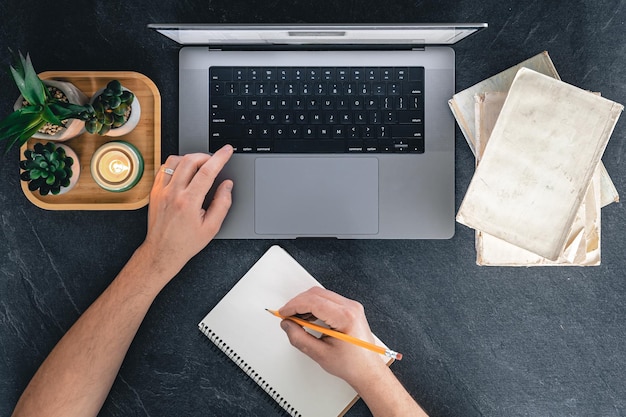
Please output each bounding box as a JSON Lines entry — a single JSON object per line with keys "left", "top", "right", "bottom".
{"left": 87, "top": 79, "right": 140, "bottom": 136}
{"left": 0, "top": 50, "right": 94, "bottom": 152}
{"left": 20, "top": 142, "right": 80, "bottom": 195}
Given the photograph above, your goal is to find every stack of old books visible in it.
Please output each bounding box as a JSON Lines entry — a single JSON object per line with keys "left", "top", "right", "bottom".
{"left": 449, "top": 52, "right": 623, "bottom": 266}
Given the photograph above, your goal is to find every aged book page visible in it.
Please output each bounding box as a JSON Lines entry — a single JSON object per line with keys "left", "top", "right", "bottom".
{"left": 457, "top": 68, "right": 623, "bottom": 261}
{"left": 449, "top": 51, "right": 560, "bottom": 155}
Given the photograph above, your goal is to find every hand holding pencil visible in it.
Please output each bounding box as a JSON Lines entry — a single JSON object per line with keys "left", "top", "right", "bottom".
{"left": 277, "top": 287, "right": 400, "bottom": 387}
{"left": 267, "top": 309, "right": 402, "bottom": 360}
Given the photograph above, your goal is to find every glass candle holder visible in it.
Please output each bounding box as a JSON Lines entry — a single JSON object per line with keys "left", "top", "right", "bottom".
{"left": 91, "top": 141, "right": 144, "bottom": 192}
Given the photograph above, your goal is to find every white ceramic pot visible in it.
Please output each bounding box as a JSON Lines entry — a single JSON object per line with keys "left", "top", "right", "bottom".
{"left": 14, "top": 79, "right": 89, "bottom": 142}
{"left": 90, "top": 87, "right": 141, "bottom": 137}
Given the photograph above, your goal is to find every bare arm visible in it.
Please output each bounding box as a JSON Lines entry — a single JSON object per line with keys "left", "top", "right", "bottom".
{"left": 11, "top": 146, "right": 234, "bottom": 417}
{"left": 279, "top": 287, "right": 428, "bottom": 417}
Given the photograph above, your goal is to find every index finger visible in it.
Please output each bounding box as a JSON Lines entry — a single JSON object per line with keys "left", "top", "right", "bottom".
{"left": 187, "top": 145, "right": 234, "bottom": 197}
{"left": 279, "top": 287, "right": 358, "bottom": 332}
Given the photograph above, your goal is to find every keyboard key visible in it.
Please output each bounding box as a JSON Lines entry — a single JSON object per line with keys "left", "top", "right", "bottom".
{"left": 256, "top": 140, "right": 273, "bottom": 152}
{"left": 372, "top": 83, "right": 386, "bottom": 95}
{"left": 343, "top": 83, "right": 356, "bottom": 95}
{"left": 409, "top": 138, "right": 425, "bottom": 153}
{"left": 270, "top": 82, "right": 282, "bottom": 95}
{"left": 288, "top": 126, "right": 301, "bottom": 138}
{"left": 240, "top": 83, "right": 253, "bottom": 95}
{"left": 275, "top": 126, "right": 288, "bottom": 138}
{"left": 395, "top": 68, "right": 408, "bottom": 81}
{"left": 366, "top": 68, "right": 379, "bottom": 81}
{"left": 211, "top": 82, "right": 225, "bottom": 95}
{"left": 354, "top": 111, "right": 367, "bottom": 124}
{"left": 248, "top": 68, "right": 261, "bottom": 80}
{"left": 293, "top": 68, "right": 305, "bottom": 81}
{"left": 409, "top": 67, "right": 424, "bottom": 81}
{"left": 397, "top": 111, "right": 423, "bottom": 124}
{"left": 259, "top": 127, "right": 272, "bottom": 138}
{"left": 365, "top": 139, "right": 379, "bottom": 152}
{"left": 225, "top": 82, "right": 238, "bottom": 95}
{"left": 278, "top": 68, "right": 290, "bottom": 81}
{"left": 248, "top": 98, "right": 260, "bottom": 109}
{"left": 392, "top": 124, "right": 423, "bottom": 138}
{"left": 337, "top": 68, "right": 349, "bottom": 81}
{"left": 350, "top": 68, "right": 364, "bottom": 81}
{"left": 322, "top": 68, "right": 335, "bottom": 81}
{"left": 263, "top": 98, "right": 276, "bottom": 109}
{"left": 233, "top": 68, "right": 246, "bottom": 81}
{"left": 210, "top": 124, "right": 239, "bottom": 139}
{"left": 261, "top": 68, "right": 276, "bottom": 81}
{"left": 274, "top": 140, "right": 345, "bottom": 153}
{"left": 211, "top": 111, "right": 233, "bottom": 124}
{"left": 307, "top": 68, "right": 321, "bottom": 81}
{"left": 348, "top": 126, "right": 360, "bottom": 138}
{"left": 210, "top": 97, "right": 232, "bottom": 110}
{"left": 347, "top": 139, "right": 364, "bottom": 152}
{"left": 210, "top": 67, "right": 233, "bottom": 81}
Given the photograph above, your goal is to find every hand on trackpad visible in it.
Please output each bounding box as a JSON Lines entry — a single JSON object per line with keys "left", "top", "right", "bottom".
{"left": 254, "top": 157, "right": 379, "bottom": 236}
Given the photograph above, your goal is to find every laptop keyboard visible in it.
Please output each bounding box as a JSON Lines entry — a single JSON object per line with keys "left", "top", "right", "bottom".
{"left": 208, "top": 66, "right": 424, "bottom": 153}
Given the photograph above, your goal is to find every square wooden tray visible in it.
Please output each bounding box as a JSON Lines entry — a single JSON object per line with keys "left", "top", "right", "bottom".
{"left": 20, "top": 71, "right": 161, "bottom": 210}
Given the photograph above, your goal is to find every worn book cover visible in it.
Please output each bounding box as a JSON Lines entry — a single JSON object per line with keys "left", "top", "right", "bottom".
{"left": 475, "top": 171, "right": 601, "bottom": 266}
{"left": 475, "top": 92, "right": 619, "bottom": 209}
{"left": 449, "top": 51, "right": 560, "bottom": 155}
{"left": 474, "top": 92, "right": 600, "bottom": 266}
{"left": 457, "top": 68, "right": 623, "bottom": 261}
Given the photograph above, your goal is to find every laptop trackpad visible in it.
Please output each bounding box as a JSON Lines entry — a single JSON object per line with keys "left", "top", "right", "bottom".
{"left": 255, "top": 157, "right": 379, "bottom": 236}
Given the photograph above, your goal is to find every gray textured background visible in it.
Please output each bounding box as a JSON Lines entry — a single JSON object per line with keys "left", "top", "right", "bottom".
{"left": 0, "top": 1, "right": 624, "bottom": 416}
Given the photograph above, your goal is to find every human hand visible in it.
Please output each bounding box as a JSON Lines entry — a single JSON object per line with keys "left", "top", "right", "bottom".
{"left": 141, "top": 145, "right": 234, "bottom": 281}
{"left": 278, "top": 287, "right": 388, "bottom": 388}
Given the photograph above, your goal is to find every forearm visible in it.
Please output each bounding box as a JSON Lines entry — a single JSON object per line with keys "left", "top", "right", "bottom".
{"left": 351, "top": 364, "right": 428, "bottom": 417}
{"left": 12, "top": 244, "right": 170, "bottom": 417}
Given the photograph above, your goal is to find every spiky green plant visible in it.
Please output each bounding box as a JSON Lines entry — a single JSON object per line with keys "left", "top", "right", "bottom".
{"left": 85, "top": 80, "right": 135, "bottom": 135}
{"left": 20, "top": 142, "right": 75, "bottom": 196}
{"left": 0, "top": 50, "right": 94, "bottom": 153}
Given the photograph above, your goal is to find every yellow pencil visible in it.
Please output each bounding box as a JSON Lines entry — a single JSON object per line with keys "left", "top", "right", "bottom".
{"left": 266, "top": 309, "right": 403, "bottom": 360}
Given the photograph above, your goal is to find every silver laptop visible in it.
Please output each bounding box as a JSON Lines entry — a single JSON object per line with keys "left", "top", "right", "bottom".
{"left": 149, "top": 24, "right": 487, "bottom": 239}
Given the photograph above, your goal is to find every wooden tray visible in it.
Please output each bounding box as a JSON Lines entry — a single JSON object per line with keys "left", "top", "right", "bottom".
{"left": 20, "top": 71, "right": 161, "bottom": 210}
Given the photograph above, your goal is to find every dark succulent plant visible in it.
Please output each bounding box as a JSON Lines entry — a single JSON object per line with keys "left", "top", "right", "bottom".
{"left": 20, "top": 142, "right": 75, "bottom": 196}
{"left": 86, "top": 80, "right": 135, "bottom": 135}
{"left": 0, "top": 49, "right": 94, "bottom": 153}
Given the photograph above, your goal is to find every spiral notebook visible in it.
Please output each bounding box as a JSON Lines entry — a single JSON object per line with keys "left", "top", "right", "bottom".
{"left": 198, "top": 245, "right": 392, "bottom": 417}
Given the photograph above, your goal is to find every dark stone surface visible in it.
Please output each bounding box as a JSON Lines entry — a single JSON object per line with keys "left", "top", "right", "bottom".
{"left": 1, "top": 1, "right": 625, "bottom": 416}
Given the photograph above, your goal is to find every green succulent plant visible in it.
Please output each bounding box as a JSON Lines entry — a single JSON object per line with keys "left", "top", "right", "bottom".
{"left": 20, "top": 142, "right": 75, "bottom": 196}
{"left": 86, "top": 80, "right": 135, "bottom": 135}
{"left": 0, "top": 49, "right": 94, "bottom": 153}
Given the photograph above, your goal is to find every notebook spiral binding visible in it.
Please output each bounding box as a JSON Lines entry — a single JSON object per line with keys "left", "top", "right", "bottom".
{"left": 199, "top": 323, "right": 302, "bottom": 417}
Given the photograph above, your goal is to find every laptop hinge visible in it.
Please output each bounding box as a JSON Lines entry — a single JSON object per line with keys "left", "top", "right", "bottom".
{"left": 206, "top": 44, "right": 426, "bottom": 52}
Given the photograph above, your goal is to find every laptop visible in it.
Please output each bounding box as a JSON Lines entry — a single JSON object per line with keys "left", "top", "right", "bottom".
{"left": 149, "top": 24, "right": 487, "bottom": 239}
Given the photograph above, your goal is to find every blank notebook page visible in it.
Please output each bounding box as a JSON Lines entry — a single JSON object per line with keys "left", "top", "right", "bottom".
{"left": 199, "top": 245, "right": 388, "bottom": 417}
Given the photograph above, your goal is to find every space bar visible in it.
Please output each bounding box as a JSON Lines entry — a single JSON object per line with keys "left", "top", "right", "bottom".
{"left": 274, "top": 140, "right": 345, "bottom": 153}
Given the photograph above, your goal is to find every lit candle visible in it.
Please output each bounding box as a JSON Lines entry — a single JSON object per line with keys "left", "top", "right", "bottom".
{"left": 91, "top": 141, "right": 144, "bottom": 192}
